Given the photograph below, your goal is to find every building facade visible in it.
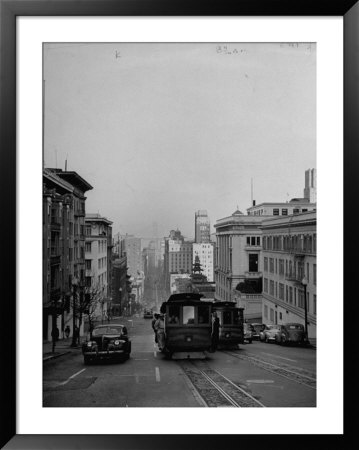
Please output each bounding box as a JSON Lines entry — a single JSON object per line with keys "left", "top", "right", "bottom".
{"left": 163, "top": 229, "right": 193, "bottom": 295}
{"left": 304, "top": 168, "right": 317, "bottom": 203}
{"left": 43, "top": 168, "right": 93, "bottom": 341}
{"left": 193, "top": 242, "right": 214, "bottom": 282}
{"left": 124, "top": 235, "right": 143, "bottom": 277}
{"left": 261, "top": 211, "right": 317, "bottom": 339}
{"left": 195, "top": 210, "right": 211, "bottom": 243}
{"left": 214, "top": 209, "right": 263, "bottom": 321}
{"left": 247, "top": 199, "right": 316, "bottom": 217}
{"left": 84, "top": 214, "right": 113, "bottom": 321}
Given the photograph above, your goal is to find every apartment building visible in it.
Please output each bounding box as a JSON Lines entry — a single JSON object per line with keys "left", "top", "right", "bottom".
{"left": 261, "top": 211, "right": 316, "bottom": 339}
{"left": 85, "top": 214, "right": 113, "bottom": 321}
{"left": 43, "top": 168, "right": 93, "bottom": 340}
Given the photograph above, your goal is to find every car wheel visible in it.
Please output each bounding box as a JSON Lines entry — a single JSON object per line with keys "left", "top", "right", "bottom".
{"left": 249, "top": 339, "right": 252, "bottom": 344}
{"left": 265, "top": 337, "right": 268, "bottom": 343}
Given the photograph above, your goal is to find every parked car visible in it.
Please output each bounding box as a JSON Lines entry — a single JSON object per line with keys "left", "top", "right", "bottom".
{"left": 260, "top": 324, "right": 281, "bottom": 343}
{"left": 243, "top": 323, "right": 254, "bottom": 343}
{"left": 82, "top": 324, "right": 131, "bottom": 364}
{"left": 275, "top": 323, "right": 308, "bottom": 346}
{"left": 143, "top": 309, "right": 153, "bottom": 319}
{"left": 251, "top": 323, "right": 266, "bottom": 340}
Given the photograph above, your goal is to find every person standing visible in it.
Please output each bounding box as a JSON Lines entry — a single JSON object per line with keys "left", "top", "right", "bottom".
{"left": 64, "top": 325, "right": 70, "bottom": 339}
{"left": 152, "top": 313, "right": 159, "bottom": 343}
{"left": 211, "top": 312, "right": 220, "bottom": 352}
{"left": 154, "top": 314, "right": 165, "bottom": 351}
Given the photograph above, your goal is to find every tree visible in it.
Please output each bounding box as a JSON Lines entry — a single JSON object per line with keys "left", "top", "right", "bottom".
{"left": 76, "top": 284, "right": 104, "bottom": 339}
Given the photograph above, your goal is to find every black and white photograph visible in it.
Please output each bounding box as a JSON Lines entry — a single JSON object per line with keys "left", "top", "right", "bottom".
{"left": 42, "top": 42, "right": 317, "bottom": 409}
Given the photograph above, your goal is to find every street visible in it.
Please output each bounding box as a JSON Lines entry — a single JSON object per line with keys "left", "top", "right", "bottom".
{"left": 43, "top": 316, "right": 316, "bottom": 408}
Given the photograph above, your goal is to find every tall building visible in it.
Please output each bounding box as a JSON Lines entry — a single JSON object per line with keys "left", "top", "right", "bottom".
{"left": 84, "top": 214, "right": 113, "bottom": 321}
{"left": 193, "top": 242, "right": 214, "bottom": 282}
{"left": 261, "top": 211, "right": 316, "bottom": 339}
{"left": 164, "top": 229, "right": 193, "bottom": 294}
{"left": 304, "top": 168, "right": 317, "bottom": 203}
{"left": 195, "top": 210, "right": 211, "bottom": 243}
{"left": 43, "top": 168, "right": 93, "bottom": 341}
{"left": 124, "top": 235, "right": 142, "bottom": 277}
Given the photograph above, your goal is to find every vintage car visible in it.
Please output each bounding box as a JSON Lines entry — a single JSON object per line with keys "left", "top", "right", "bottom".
{"left": 275, "top": 323, "right": 308, "bottom": 346}
{"left": 82, "top": 324, "right": 131, "bottom": 364}
{"left": 243, "top": 323, "right": 254, "bottom": 344}
{"left": 251, "top": 323, "right": 266, "bottom": 340}
{"left": 143, "top": 309, "right": 154, "bottom": 319}
{"left": 260, "top": 324, "right": 281, "bottom": 343}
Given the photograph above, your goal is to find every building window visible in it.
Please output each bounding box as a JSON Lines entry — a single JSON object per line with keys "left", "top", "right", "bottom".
{"left": 270, "top": 280, "right": 274, "bottom": 296}
{"left": 264, "top": 305, "right": 268, "bottom": 319}
{"left": 279, "top": 283, "right": 284, "bottom": 300}
{"left": 85, "top": 260, "right": 91, "bottom": 270}
{"left": 298, "top": 289, "right": 305, "bottom": 309}
{"left": 264, "top": 278, "right": 268, "bottom": 293}
{"left": 279, "top": 312, "right": 282, "bottom": 320}
{"left": 264, "top": 257, "right": 268, "bottom": 272}
{"left": 289, "top": 286, "right": 293, "bottom": 304}
{"left": 269, "top": 258, "right": 274, "bottom": 273}
{"left": 85, "top": 242, "right": 91, "bottom": 252}
{"left": 279, "top": 259, "right": 284, "bottom": 275}
{"left": 85, "top": 225, "right": 91, "bottom": 236}
{"left": 270, "top": 308, "right": 274, "bottom": 321}
{"left": 314, "top": 294, "right": 317, "bottom": 315}
{"left": 263, "top": 237, "right": 267, "bottom": 250}
{"left": 249, "top": 254, "right": 258, "bottom": 272}
{"left": 247, "top": 236, "right": 250, "bottom": 245}
{"left": 293, "top": 208, "right": 300, "bottom": 214}
{"left": 85, "top": 277, "right": 92, "bottom": 287}
{"left": 282, "top": 209, "right": 288, "bottom": 215}
{"left": 257, "top": 237, "right": 260, "bottom": 246}
{"left": 273, "top": 209, "right": 279, "bottom": 215}
{"left": 313, "top": 264, "right": 316, "bottom": 285}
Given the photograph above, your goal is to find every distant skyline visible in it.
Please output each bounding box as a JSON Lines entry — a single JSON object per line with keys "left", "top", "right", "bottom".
{"left": 44, "top": 43, "right": 316, "bottom": 238}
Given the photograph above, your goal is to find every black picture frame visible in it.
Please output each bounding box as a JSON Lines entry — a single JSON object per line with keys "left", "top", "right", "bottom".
{"left": 1, "top": 1, "right": 357, "bottom": 448}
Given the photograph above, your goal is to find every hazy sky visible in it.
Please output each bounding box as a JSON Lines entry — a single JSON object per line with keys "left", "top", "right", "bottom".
{"left": 44, "top": 42, "right": 316, "bottom": 238}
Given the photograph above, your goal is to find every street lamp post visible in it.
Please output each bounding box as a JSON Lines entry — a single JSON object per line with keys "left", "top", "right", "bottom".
{"left": 51, "top": 299, "right": 57, "bottom": 353}
{"left": 301, "top": 276, "right": 309, "bottom": 343}
{"left": 119, "top": 287, "right": 122, "bottom": 316}
{"left": 71, "top": 277, "right": 79, "bottom": 348}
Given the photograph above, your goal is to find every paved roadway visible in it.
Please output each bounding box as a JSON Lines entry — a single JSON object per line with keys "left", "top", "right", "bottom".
{"left": 43, "top": 315, "right": 316, "bottom": 407}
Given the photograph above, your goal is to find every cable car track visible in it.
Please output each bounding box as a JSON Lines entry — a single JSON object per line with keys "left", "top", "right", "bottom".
{"left": 178, "top": 360, "right": 265, "bottom": 408}
{"left": 223, "top": 350, "right": 316, "bottom": 389}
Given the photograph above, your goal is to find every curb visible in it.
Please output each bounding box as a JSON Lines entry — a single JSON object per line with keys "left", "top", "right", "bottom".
{"left": 43, "top": 351, "right": 71, "bottom": 362}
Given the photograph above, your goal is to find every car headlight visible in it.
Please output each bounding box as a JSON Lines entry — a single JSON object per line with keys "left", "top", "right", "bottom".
{"left": 114, "top": 340, "right": 120, "bottom": 345}
{"left": 87, "top": 342, "right": 93, "bottom": 347}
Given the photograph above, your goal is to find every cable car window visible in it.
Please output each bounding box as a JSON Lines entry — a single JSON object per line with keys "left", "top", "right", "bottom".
{"left": 168, "top": 305, "right": 180, "bottom": 324}
{"left": 198, "top": 306, "right": 210, "bottom": 324}
{"left": 233, "top": 310, "right": 241, "bottom": 325}
{"left": 223, "top": 311, "right": 232, "bottom": 325}
{"left": 183, "top": 306, "right": 195, "bottom": 324}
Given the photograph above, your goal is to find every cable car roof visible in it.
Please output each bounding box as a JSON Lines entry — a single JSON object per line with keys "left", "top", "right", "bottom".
{"left": 166, "top": 293, "right": 204, "bottom": 302}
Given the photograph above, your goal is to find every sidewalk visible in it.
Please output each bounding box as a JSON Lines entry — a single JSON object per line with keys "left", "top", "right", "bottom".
{"left": 43, "top": 337, "right": 82, "bottom": 362}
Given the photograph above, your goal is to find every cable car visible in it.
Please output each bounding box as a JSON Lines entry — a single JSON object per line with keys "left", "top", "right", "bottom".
{"left": 212, "top": 301, "right": 244, "bottom": 348}
{"left": 159, "top": 292, "right": 214, "bottom": 359}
